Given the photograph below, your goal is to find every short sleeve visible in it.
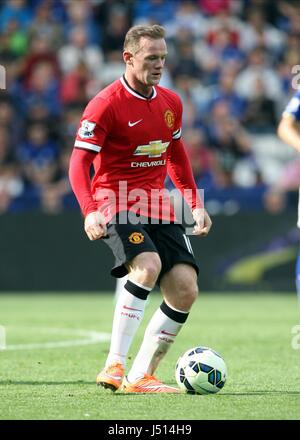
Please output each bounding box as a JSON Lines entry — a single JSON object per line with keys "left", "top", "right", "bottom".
{"left": 74, "top": 97, "right": 113, "bottom": 153}
{"left": 283, "top": 92, "right": 300, "bottom": 122}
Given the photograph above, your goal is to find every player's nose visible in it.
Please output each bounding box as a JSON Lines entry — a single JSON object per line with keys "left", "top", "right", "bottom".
{"left": 155, "top": 59, "right": 164, "bottom": 69}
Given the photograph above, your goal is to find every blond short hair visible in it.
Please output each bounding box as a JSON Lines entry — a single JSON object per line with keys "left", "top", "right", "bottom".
{"left": 123, "top": 24, "right": 165, "bottom": 54}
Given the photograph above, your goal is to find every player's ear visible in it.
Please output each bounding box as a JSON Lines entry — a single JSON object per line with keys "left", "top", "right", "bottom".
{"left": 123, "top": 51, "right": 134, "bottom": 66}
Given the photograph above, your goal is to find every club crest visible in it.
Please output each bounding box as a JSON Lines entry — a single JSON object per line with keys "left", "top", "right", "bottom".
{"left": 128, "top": 232, "right": 145, "bottom": 244}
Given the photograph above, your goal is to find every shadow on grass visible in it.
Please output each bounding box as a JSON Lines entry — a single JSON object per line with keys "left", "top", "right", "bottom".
{"left": 115, "top": 390, "right": 300, "bottom": 397}
{"left": 0, "top": 380, "right": 95, "bottom": 385}
{"left": 220, "top": 391, "right": 300, "bottom": 396}
{"left": 1, "top": 381, "right": 300, "bottom": 397}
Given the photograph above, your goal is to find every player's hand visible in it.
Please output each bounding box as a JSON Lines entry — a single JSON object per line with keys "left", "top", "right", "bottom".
{"left": 84, "top": 211, "right": 107, "bottom": 241}
{"left": 192, "top": 208, "right": 212, "bottom": 236}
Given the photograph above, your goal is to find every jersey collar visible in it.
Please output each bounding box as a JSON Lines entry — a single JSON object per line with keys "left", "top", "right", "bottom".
{"left": 120, "top": 76, "right": 157, "bottom": 100}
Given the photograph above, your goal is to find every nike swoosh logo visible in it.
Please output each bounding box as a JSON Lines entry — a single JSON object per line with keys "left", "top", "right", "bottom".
{"left": 128, "top": 119, "right": 143, "bottom": 127}
{"left": 123, "top": 305, "right": 142, "bottom": 312}
{"left": 105, "top": 373, "right": 123, "bottom": 380}
{"left": 161, "top": 330, "right": 177, "bottom": 336}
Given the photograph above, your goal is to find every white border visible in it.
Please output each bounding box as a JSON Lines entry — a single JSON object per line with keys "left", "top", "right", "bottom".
{"left": 74, "top": 140, "right": 101, "bottom": 153}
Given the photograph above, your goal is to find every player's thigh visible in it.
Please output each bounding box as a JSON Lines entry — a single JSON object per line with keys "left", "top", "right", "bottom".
{"left": 103, "top": 220, "right": 160, "bottom": 278}
{"left": 160, "top": 263, "right": 198, "bottom": 311}
{"left": 150, "top": 223, "right": 199, "bottom": 284}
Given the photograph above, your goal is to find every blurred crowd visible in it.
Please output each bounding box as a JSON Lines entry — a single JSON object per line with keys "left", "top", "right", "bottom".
{"left": 0, "top": 0, "right": 300, "bottom": 215}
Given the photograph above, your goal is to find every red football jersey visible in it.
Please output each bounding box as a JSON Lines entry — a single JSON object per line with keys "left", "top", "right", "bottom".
{"left": 72, "top": 76, "right": 201, "bottom": 222}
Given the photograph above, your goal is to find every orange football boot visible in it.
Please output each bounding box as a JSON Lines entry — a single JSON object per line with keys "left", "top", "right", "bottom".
{"left": 121, "top": 374, "right": 180, "bottom": 393}
{"left": 96, "top": 362, "right": 124, "bottom": 391}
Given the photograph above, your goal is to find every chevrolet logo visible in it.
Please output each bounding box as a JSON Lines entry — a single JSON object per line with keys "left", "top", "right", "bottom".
{"left": 133, "top": 140, "right": 170, "bottom": 158}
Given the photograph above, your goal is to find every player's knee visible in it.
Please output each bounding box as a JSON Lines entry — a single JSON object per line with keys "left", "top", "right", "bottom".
{"left": 142, "top": 253, "right": 162, "bottom": 284}
{"left": 130, "top": 252, "right": 162, "bottom": 286}
{"left": 190, "top": 283, "right": 199, "bottom": 303}
{"left": 173, "top": 279, "right": 198, "bottom": 310}
{"left": 182, "top": 281, "right": 198, "bottom": 308}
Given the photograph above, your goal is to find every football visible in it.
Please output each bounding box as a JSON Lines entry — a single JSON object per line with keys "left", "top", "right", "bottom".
{"left": 175, "top": 346, "right": 227, "bottom": 394}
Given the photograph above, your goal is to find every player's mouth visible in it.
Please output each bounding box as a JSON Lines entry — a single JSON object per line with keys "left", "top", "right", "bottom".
{"left": 151, "top": 72, "right": 161, "bottom": 80}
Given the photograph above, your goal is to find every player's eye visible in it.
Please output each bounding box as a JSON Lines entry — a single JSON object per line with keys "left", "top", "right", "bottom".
{"left": 147, "top": 56, "right": 166, "bottom": 61}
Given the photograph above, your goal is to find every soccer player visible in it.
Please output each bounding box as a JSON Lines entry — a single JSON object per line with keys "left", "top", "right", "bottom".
{"left": 277, "top": 90, "right": 300, "bottom": 299}
{"left": 69, "top": 24, "right": 212, "bottom": 393}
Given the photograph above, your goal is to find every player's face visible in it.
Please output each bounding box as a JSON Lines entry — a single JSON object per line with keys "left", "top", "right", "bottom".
{"left": 130, "top": 37, "right": 167, "bottom": 87}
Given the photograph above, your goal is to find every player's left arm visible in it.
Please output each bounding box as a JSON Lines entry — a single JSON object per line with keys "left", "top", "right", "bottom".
{"left": 277, "top": 113, "right": 300, "bottom": 153}
{"left": 167, "top": 138, "right": 212, "bottom": 236}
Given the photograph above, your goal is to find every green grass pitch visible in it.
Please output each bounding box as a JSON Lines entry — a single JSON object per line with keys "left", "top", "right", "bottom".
{"left": 0, "top": 292, "right": 299, "bottom": 420}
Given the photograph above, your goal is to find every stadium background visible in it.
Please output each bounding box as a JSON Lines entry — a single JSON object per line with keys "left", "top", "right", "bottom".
{"left": 0, "top": 0, "right": 300, "bottom": 292}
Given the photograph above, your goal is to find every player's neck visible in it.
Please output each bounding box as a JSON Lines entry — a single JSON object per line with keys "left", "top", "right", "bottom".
{"left": 123, "top": 74, "right": 154, "bottom": 99}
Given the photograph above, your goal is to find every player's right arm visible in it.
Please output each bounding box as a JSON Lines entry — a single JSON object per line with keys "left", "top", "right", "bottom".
{"left": 69, "top": 149, "right": 106, "bottom": 240}
{"left": 69, "top": 96, "right": 113, "bottom": 240}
